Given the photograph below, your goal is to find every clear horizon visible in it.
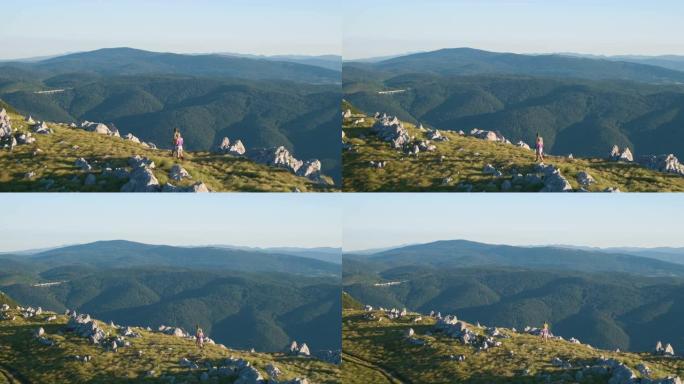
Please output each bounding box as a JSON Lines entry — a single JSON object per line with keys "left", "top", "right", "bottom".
{"left": 0, "top": 194, "right": 341, "bottom": 252}
{"left": 343, "top": 0, "right": 684, "bottom": 60}
{"left": 0, "top": 0, "right": 340, "bottom": 60}
{"left": 342, "top": 194, "right": 684, "bottom": 251}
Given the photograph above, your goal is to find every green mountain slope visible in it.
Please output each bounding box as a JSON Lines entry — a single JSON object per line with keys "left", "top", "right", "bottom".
{"left": 343, "top": 305, "right": 683, "bottom": 383}
{"left": 0, "top": 106, "right": 336, "bottom": 191}
{"left": 0, "top": 304, "right": 339, "bottom": 383}
{"left": 342, "top": 105, "right": 684, "bottom": 192}
{"left": 343, "top": 74, "right": 684, "bottom": 163}
{"left": 0, "top": 242, "right": 341, "bottom": 353}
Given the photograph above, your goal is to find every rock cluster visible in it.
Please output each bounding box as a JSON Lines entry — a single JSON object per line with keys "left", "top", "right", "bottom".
{"left": 81, "top": 121, "right": 120, "bottom": 137}
{"left": 218, "top": 137, "right": 246, "bottom": 156}
{"left": 371, "top": 114, "right": 410, "bottom": 149}
{"left": 32, "top": 121, "right": 53, "bottom": 135}
{"left": 433, "top": 315, "right": 503, "bottom": 350}
{"left": 287, "top": 340, "right": 310, "bottom": 356}
{"left": 249, "top": 146, "right": 330, "bottom": 184}
{"left": 121, "top": 155, "right": 160, "bottom": 192}
{"left": 638, "top": 154, "right": 684, "bottom": 176}
{"left": 469, "top": 128, "right": 510, "bottom": 144}
{"left": 654, "top": 341, "right": 676, "bottom": 356}
{"left": 609, "top": 145, "right": 634, "bottom": 162}
{"left": 534, "top": 163, "right": 573, "bottom": 192}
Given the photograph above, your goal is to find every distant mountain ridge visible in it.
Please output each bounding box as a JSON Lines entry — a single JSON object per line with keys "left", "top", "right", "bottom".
{"left": 351, "top": 239, "right": 684, "bottom": 276}
{"left": 0, "top": 240, "right": 339, "bottom": 276}
{"left": 345, "top": 47, "right": 684, "bottom": 83}
{"left": 2, "top": 47, "right": 340, "bottom": 83}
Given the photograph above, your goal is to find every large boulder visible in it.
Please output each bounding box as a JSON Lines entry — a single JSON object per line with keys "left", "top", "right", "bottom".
{"left": 121, "top": 167, "right": 160, "bottom": 192}
{"left": 32, "top": 121, "right": 52, "bottom": 134}
{"left": 169, "top": 164, "right": 191, "bottom": 181}
{"left": 0, "top": 122, "right": 12, "bottom": 139}
{"left": 123, "top": 133, "right": 141, "bottom": 144}
{"left": 249, "top": 146, "right": 303, "bottom": 173}
{"left": 609, "top": 145, "right": 634, "bottom": 162}
{"left": 535, "top": 164, "right": 572, "bottom": 192}
{"left": 576, "top": 171, "right": 595, "bottom": 186}
{"left": 372, "top": 115, "right": 410, "bottom": 148}
{"left": 218, "top": 137, "right": 246, "bottom": 155}
{"left": 82, "top": 122, "right": 118, "bottom": 136}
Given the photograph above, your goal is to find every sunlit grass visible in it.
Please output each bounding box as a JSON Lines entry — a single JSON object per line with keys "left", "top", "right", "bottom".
{"left": 342, "top": 114, "right": 684, "bottom": 192}
{"left": 0, "top": 110, "right": 336, "bottom": 192}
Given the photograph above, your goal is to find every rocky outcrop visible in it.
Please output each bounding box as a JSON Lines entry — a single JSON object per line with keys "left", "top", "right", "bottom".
{"left": 372, "top": 115, "right": 410, "bottom": 149}
{"left": 249, "top": 146, "right": 331, "bottom": 184}
{"left": 576, "top": 171, "right": 595, "bottom": 186}
{"left": 638, "top": 154, "right": 684, "bottom": 176}
{"left": 535, "top": 164, "right": 573, "bottom": 192}
{"left": 287, "top": 340, "right": 310, "bottom": 357}
{"left": 218, "top": 137, "right": 247, "bottom": 156}
{"left": 123, "top": 133, "right": 141, "bottom": 144}
{"left": 120, "top": 156, "right": 160, "bottom": 192}
{"left": 81, "top": 121, "right": 119, "bottom": 137}
{"left": 169, "top": 164, "right": 191, "bottom": 181}
{"left": 250, "top": 146, "right": 303, "bottom": 174}
{"left": 609, "top": 145, "right": 633, "bottom": 162}
{"left": 32, "top": 121, "right": 53, "bottom": 135}
{"left": 470, "top": 128, "right": 510, "bottom": 144}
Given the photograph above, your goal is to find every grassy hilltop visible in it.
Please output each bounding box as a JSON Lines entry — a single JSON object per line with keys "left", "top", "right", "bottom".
{"left": 0, "top": 102, "right": 335, "bottom": 192}
{"left": 342, "top": 301, "right": 684, "bottom": 384}
{"left": 0, "top": 302, "right": 339, "bottom": 383}
{"left": 342, "top": 101, "right": 684, "bottom": 192}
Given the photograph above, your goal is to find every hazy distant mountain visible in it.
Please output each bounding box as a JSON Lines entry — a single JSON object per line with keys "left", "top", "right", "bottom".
{"left": 351, "top": 239, "right": 684, "bottom": 277}
{"left": 1, "top": 47, "right": 339, "bottom": 83}
{"left": 557, "top": 52, "right": 684, "bottom": 73}
{"left": 345, "top": 48, "right": 684, "bottom": 83}
{"left": 218, "top": 52, "right": 342, "bottom": 72}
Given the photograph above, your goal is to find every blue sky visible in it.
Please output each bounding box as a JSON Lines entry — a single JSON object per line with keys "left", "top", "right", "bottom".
{"left": 0, "top": 194, "right": 341, "bottom": 251}
{"left": 342, "top": 194, "right": 684, "bottom": 251}
{"left": 344, "top": 0, "right": 684, "bottom": 59}
{"left": 0, "top": 0, "right": 340, "bottom": 60}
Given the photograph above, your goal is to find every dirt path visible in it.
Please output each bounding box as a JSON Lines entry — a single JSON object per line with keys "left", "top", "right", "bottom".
{"left": 342, "top": 351, "right": 405, "bottom": 384}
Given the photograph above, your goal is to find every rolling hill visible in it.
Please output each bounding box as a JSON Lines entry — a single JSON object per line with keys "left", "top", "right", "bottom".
{"left": 342, "top": 241, "right": 684, "bottom": 354}
{"left": 0, "top": 241, "right": 341, "bottom": 353}
{"left": 342, "top": 300, "right": 684, "bottom": 383}
{"left": 342, "top": 105, "right": 684, "bottom": 192}
{"left": 0, "top": 299, "right": 339, "bottom": 383}
{"left": 0, "top": 104, "right": 336, "bottom": 191}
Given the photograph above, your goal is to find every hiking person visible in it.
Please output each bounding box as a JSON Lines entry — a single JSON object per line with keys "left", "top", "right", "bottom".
{"left": 195, "top": 324, "right": 204, "bottom": 349}
{"left": 172, "top": 128, "right": 180, "bottom": 157}
{"left": 176, "top": 133, "right": 185, "bottom": 160}
{"left": 541, "top": 321, "right": 550, "bottom": 341}
{"left": 535, "top": 133, "right": 544, "bottom": 163}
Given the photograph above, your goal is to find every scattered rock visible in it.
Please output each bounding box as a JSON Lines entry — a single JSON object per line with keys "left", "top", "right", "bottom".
{"left": 74, "top": 158, "right": 92, "bottom": 171}
{"left": 576, "top": 171, "right": 595, "bottom": 186}
{"left": 169, "top": 164, "right": 191, "bottom": 181}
